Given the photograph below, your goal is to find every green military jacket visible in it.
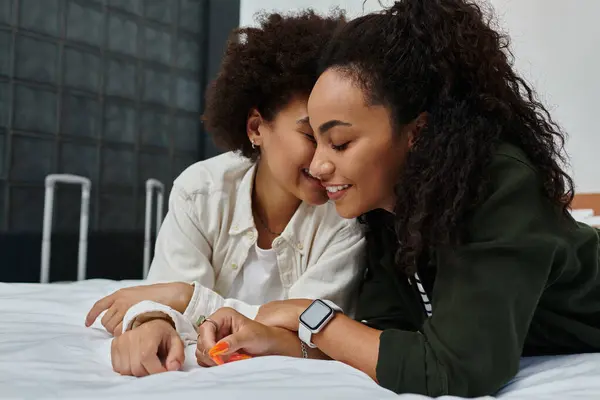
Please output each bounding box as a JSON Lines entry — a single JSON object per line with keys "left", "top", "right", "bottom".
{"left": 355, "top": 143, "right": 600, "bottom": 397}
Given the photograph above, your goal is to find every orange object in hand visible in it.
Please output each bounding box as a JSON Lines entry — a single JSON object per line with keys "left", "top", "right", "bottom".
{"left": 208, "top": 342, "right": 252, "bottom": 365}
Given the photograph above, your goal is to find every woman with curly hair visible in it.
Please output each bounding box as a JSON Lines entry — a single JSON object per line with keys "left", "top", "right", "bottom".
{"left": 87, "top": 10, "right": 365, "bottom": 376}
{"left": 196, "top": 0, "right": 600, "bottom": 397}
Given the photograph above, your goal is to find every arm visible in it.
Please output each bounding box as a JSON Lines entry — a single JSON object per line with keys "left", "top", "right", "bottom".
{"left": 194, "top": 307, "right": 331, "bottom": 367}
{"left": 257, "top": 155, "right": 561, "bottom": 397}
{"left": 286, "top": 222, "right": 366, "bottom": 315}
{"left": 192, "top": 220, "right": 365, "bottom": 325}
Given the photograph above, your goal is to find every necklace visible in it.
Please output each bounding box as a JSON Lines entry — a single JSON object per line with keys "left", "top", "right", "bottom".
{"left": 255, "top": 210, "right": 282, "bottom": 236}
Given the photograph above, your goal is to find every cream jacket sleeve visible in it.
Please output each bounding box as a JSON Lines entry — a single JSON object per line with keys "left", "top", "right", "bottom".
{"left": 145, "top": 185, "right": 260, "bottom": 321}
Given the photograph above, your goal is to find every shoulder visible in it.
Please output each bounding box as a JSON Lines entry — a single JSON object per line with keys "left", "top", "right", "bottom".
{"left": 487, "top": 142, "right": 539, "bottom": 188}
{"left": 172, "top": 151, "right": 253, "bottom": 198}
{"left": 470, "top": 143, "right": 555, "bottom": 241}
{"left": 168, "top": 152, "right": 254, "bottom": 227}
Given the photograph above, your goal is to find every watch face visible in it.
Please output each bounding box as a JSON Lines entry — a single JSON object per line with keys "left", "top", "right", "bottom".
{"left": 299, "top": 300, "right": 333, "bottom": 330}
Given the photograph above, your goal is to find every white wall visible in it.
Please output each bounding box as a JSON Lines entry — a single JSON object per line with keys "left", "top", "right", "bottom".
{"left": 239, "top": 0, "right": 600, "bottom": 192}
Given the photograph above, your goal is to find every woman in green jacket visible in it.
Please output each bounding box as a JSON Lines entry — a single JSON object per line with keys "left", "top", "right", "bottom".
{"left": 191, "top": 0, "right": 600, "bottom": 396}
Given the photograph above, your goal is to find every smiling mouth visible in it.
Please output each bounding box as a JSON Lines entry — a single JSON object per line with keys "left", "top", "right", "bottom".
{"left": 325, "top": 184, "right": 351, "bottom": 193}
{"left": 323, "top": 184, "right": 352, "bottom": 201}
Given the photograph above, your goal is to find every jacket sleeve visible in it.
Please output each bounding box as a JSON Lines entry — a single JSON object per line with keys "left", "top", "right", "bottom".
{"left": 375, "top": 155, "right": 558, "bottom": 397}
{"left": 122, "top": 300, "right": 198, "bottom": 345}
{"left": 144, "top": 186, "right": 259, "bottom": 327}
{"left": 287, "top": 222, "right": 366, "bottom": 316}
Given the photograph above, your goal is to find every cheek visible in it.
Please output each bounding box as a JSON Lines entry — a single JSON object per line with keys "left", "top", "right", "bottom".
{"left": 351, "top": 145, "right": 402, "bottom": 198}
{"left": 283, "top": 137, "right": 316, "bottom": 164}
{"left": 269, "top": 137, "right": 315, "bottom": 172}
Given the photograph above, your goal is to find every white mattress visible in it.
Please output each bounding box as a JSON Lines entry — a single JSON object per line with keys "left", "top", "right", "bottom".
{"left": 0, "top": 279, "right": 598, "bottom": 400}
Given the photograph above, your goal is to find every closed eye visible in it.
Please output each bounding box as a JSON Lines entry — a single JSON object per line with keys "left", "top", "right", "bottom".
{"left": 332, "top": 142, "right": 349, "bottom": 151}
{"left": 302, "top": 133, "right": 317, "bottom": 144}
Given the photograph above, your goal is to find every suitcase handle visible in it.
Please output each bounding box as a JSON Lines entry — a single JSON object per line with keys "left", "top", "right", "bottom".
{"left": 143, "top": 179, "right": 165, "bottom": 278}
{"left": 41, "top": 174, "right": 92, "bottom": 283}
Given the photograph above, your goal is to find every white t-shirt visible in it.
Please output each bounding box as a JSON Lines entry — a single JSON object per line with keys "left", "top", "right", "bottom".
{"left": 228, "top": 243, "right": 283, "bottom": 305}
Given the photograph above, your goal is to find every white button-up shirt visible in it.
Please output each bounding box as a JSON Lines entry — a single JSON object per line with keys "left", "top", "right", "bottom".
{"left": 125, "top": 152, "right": 365, "bottom": 336}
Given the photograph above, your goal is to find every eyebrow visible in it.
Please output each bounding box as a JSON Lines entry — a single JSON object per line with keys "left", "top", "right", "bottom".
{"left": 317, "top": 120, "right": 352, "bottom": 135}
{"left": 296, "top": 116, "right": 310, "bottom": 124}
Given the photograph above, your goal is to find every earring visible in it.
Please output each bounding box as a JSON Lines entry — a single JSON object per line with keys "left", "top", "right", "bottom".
{"left": 251, "top": 140, "right": 257, "bottom": 149}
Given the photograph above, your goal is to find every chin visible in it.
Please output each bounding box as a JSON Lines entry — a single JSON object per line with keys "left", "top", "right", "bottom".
{"left": 333, "top": 202, "right": 361, "bottom": 219}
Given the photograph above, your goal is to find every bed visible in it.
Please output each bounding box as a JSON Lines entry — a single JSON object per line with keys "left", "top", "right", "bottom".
{"left": 1, "top": 279, "right": 598, "bottom": 399}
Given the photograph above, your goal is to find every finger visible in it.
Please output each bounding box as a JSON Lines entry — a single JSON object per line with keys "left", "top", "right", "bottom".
{"left": 165, "top": 333, "right": 185, "bottom": 371}
{"left": 119, "top": 340, "right": 132, "bottom": 376}
{"left": 195, "top": 344, "right": 216, "bottom": 367}
{"left": 110, "top": 338, "right": 121, "bottom": 372}
{"left": 104, "top": 310, "right": 126, "bottom": 336}
{"left": 199, "top": 327, "right": 218, "bottom": 356}
{"left": 142, "top": 354, "right": 167, "bottom": 375}
{"left": 195, "top": 336, "right": 217, "bottom": 367}
{"left": 113, "top": 322, "right": 124, "bottom": 337}
{"left": 131, "top": 356, "right": 150, "bottom": 378}
{"left": 100, "top": 306, "right": 119, "bottom": 330}
{"left": 86, "top": 295, "right": 116, "bottom": 327}
{"left": 210, "top": 327, "right": 259, "bottom": 358}
{"left": 135, "top": 330, "right": 167, "bottom": 375}
{"left": 197, "top": 321, "right": 219, "bottom": 366}
{"left": 130, "top": 352, "right": 150, "bottom": 377}
{"left": 127, "top": 335, "right": 145, "bottom": 377}
{"left": 198, "top": 321, "right": 218, "bottom": 348}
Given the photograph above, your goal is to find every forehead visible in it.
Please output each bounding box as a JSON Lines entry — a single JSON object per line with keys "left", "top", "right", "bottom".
{"left": 308, "top": 69, "right": 369, "bottom": 119}
{"left": 276, "top": 94, "right": 309, "bottom": 120}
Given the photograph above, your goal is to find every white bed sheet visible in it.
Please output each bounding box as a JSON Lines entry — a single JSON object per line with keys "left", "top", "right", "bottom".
{"left": 0, "top": 279, "right": 598, "bottom": 400}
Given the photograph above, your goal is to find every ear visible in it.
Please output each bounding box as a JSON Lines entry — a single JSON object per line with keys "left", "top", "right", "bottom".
{"left": 407, "top": 112, "right": 428, "bottom": 148}
{"left": 247, "top": 108, "right": 263, "bottom": 145}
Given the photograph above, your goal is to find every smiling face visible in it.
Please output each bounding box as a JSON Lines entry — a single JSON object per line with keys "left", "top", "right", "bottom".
{"left": 307, "top": 68, "right": 413, "bottom": 218}
{"left": 249, "top": 94, "right": 328, "bottom": 206}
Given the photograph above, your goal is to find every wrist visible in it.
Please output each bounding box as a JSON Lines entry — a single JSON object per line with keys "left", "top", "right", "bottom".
{"left": 289, "top": 300, "right": 312, "bottom": 331}
{"left": 172, "top": 282, "right": 194, "bottom": 313}
{"left": 270, "top": 327, "right": 304, "bottom": 357}
{"left": 132, "top": 312, "right": 175, "bottom": 330}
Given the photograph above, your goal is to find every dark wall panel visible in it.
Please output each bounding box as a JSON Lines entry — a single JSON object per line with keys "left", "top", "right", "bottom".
{"left": 0, "top": 0, "right": 241, "bottom": 282}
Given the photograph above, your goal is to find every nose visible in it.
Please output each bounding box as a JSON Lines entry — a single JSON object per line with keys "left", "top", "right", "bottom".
{"left": 309, "top": 150, "right": 335, "bottom": 181}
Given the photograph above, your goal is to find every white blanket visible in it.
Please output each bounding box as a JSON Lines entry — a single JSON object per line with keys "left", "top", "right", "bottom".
{"left": 0, "top": 279, "right": 598, "bottom": 399}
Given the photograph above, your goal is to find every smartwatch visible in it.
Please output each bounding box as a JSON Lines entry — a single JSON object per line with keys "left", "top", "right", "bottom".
{"left": 298, "top": 299, "right": 343, "bottom": 348}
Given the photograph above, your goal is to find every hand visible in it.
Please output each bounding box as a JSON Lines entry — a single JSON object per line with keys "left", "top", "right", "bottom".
{"left": 111, "top": 318, "right": 185, "bottom": 377}
{"left": 255, "top": 299, "right": 312, "bottom": 331}
{"left": 196, "top": 307, "right": 293, "bottom": 366}
{"left": 85, "top": 282, "right": 194, "bottom": 336}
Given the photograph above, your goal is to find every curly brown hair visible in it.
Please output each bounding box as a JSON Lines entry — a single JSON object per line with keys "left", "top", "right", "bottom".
{"left": 202, "top": 9, "right": 346, "bottom": 160}
{"left": 321, "top": 0, "right": 574, "bottom": 274}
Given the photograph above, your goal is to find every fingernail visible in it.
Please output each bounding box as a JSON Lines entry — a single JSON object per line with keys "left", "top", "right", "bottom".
{"left": 209, "top": 342, "right": 229, "bottom": 357}
{"left": 228, "top": 353, "right": 252, "bottom": 362}
{"left": 168, "top": 361, "right": 181, "bottom": 371}
{"left": 211, "top": 355, "right": 224, "bottom": 365}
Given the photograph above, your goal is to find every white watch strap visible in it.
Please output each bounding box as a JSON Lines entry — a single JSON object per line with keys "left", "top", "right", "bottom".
{"left": 322, "top": 299, "right": 343, "bottom": 314}
{"left": 298, "top": 323, "right": 317, "bottom": 348}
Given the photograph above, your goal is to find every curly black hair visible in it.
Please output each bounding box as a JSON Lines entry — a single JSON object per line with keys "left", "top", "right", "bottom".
{"left": 202, "top": 9, "right": 346, "bottom": 160}
{"left": 321, "top": 0, "right": 574, "bottom": 274}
